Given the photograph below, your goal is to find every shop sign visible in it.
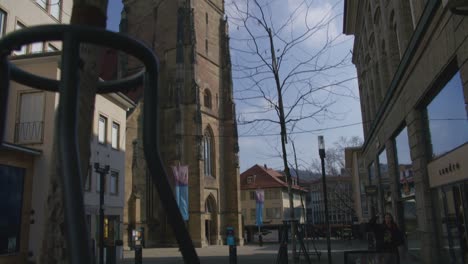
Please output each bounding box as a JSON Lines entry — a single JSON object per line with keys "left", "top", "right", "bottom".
{"left": 428, "top": 144, "right": 467, "bottom": 188}
{"left": 365, "top": 185, "right": 378, "bottom": 196}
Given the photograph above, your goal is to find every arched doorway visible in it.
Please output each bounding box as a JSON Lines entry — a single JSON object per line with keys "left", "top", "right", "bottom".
{"left": 204, "top": 195, "right": 218, "bottom": 245}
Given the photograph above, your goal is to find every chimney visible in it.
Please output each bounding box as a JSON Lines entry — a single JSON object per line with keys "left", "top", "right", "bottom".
{"left": 264, "top": 164, "right": 267, "bottom": 169}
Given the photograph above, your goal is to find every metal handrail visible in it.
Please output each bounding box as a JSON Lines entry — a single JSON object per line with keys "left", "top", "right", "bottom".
{"left": 0, "top": 25, "right": 199, "bottom": 264}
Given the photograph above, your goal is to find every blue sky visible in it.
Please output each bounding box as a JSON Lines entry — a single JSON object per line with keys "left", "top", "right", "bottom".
{"left": 106, "top": 0, "right": 364, "bottom": 173}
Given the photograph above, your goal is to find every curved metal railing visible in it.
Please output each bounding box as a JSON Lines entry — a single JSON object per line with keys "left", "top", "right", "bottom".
{"left": 0, "top": 25, "right": 199, "bottom": 264}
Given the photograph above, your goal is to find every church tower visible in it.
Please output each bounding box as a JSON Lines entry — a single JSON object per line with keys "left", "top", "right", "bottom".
{"left": 122, "top": 0, "right": 242, "bottom": 247}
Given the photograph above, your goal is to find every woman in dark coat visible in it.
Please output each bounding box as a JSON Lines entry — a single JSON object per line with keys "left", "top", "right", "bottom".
{"left": 369, "top": 213, "right": 404, "bottom": 263}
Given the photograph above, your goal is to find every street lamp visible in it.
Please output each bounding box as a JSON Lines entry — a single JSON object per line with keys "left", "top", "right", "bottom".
{"left": 94, "top": 163, "right": 110, "bottom": 264}
{"left": 318, "top": 136, "right": 332, "bottom": 264}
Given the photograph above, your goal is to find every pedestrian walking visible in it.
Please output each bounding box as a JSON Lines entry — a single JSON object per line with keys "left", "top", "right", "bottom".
{"left": 368, "top": 213, "right": 404, "bottom": 263}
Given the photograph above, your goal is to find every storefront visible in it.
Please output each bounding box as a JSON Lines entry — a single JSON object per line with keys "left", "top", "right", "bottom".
{"left": 429, "top": 144, "right": 468, "bottom": 263}
{"left": 0, "top": 143, "right": 39, "bottom": 264}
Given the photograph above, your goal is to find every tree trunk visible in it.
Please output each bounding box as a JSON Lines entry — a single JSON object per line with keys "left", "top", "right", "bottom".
{"left": 39, "top": 1, "right": 108, "bottom": 263}
{"left": 267, "top": 27, "right": 297, "bottom": 262}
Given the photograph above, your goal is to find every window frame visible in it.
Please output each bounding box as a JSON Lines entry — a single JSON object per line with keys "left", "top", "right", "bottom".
{"left": 111, "top": 122, "right": 120, "bottom": 150}
{"left": 0, "top": 8, "right": 6, "bottom": 37}
{"left": 16, "top": 91, "right": 45, "bottom": 144}
{"left": 203, "top": 128, "right": 214, "bottom": 177}
{"left": 14, "top": 21, "right": 28, "bottom": 55}
{"left": 109, "top": 171, "right": 118, "bottom": 195}
{"left": 35, "top": 0, "right": 62, "bottom": 22}
{"left": 98, "top": 115, "right": 107, "bottom": 145}
{"left": 84, "top": 164, "right": 92, "bottom": 192}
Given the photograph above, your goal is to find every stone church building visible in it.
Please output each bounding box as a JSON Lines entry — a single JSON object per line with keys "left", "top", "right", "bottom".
{"left": 120, "top": 0, "right": 242, "bottom": 248}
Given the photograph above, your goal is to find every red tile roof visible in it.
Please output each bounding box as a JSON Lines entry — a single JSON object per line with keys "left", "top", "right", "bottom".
{"left": 240, "top": 164, "right": 307, "bottom": 191}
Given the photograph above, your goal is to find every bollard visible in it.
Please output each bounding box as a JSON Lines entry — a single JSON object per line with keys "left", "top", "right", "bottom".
{"left": 229, "top": 245, "right": 237, "bottom": 264}
{"left": 134, "top": 245, "right": 142, "bottom": 264}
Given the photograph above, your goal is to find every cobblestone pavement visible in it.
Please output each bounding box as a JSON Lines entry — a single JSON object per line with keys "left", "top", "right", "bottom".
{"left": 119, "top": 239, "right": 374, "bottom": 264}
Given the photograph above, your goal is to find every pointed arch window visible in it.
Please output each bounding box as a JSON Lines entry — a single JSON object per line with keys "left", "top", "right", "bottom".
{"left": 203, "top": 129, "right": 214, "bottom": 177}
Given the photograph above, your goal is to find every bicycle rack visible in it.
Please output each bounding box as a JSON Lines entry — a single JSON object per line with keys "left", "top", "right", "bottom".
{"left": 0, "top": 25, "right": 199, "bottom": 264}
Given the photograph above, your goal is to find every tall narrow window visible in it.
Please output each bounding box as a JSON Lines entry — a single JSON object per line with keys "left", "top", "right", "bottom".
{"left": 203, "top": 129, "right": 214, "bottom": 177}
{"left": 111, "top": 122, "right": 120, "bottom": 149}
{"left": 110, "top": 171, "right": 118, "bottom": 195}
{"left": 16, "top": 92, "right": 45, "bottom": 144}
{"left": 14, "top": 22, "right": 27, "bottom": 55}
{"left": 98, "top": 115, "right": 107, "bottom": 144}
{"left": 84, "top": 165, "right": 92, "bottom": 191}
{"left": 0, "top": 9, "right": 6, "bottom": 37}
{"left": 50, "top": 0, "right": 61, "bottom": 20}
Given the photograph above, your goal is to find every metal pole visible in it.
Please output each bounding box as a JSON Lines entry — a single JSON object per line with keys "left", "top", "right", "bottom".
{"left": 320, "top": 155, "right": 332, "bottom": 264}
{"left": 99, "top": 170, "right": 104, "bottom": 264}
{"left": 95, "top": 163, "right": 109, "bottom": 264}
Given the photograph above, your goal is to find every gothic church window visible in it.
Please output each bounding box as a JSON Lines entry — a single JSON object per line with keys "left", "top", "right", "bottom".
{"left": 204, "top": 128, "right": 214, "bottom": 177}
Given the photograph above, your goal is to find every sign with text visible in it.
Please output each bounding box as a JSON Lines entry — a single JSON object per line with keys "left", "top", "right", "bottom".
{"left": 344, "top": 251, "right": 398, "bottom": 264}
{"left": 365, "top": 185, "right": 378, "bottom": 196}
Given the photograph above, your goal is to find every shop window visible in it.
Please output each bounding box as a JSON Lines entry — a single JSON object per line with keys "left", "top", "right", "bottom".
{"left": 0, "top": 165, "right": 25, "bottom": 254}
{"left": 426, "top": 71, "right": 468, "bottom": 158}
{"left": 378, "top": 149, "right": 391, "bottom": 212}
{"left": 394, "top": 127, "right": 414, "bottom": 198}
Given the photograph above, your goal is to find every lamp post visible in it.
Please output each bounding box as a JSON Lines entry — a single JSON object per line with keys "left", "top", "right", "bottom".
{"left": 318, "top": 136, "right": 332, "bottom": 264}
{"left": 94, "top": 163, "right": 110, "bottom": 264}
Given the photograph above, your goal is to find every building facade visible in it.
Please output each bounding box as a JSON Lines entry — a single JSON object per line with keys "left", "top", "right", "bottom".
{"left": 0, "top": 2, "right": 135, "bottom": 263}
{"left": 306, "top": 176, "right": 355, "bottom": 229}
{"left": 344, "top": 0, "right": 468, "bottom": 263}
{"left": 240, "top": 164, "right": 307, "bottom": 242}
{"left": 0, "top": 1, "right": 72, "bottom": 263}
{"left": 121, "top": 0, "right": 241, "bottom": 248}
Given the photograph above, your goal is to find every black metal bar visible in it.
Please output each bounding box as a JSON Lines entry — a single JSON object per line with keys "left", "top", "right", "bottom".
{"left": 10, "top": 63, "right": 59, "bottom": 92}
{"left": 320, "top": 152, "right": 332, "bottom": 264}
{"left": 0, "top": 55, "right": 9, "bottom": 143}
{"left": 143, "top": 70, "right": 200, "bottom": 263}
{"left": 95, "top": 164, "right": 109, "bottom": 264}
{"left": 57, "top": 32, "right": 92, "bottom": 264}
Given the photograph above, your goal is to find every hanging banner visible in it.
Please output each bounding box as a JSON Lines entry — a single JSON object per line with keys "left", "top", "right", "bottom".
{"left": 255, "top": 189, "right": 264, "bottom": 227}
{"left": 171, "top": 165, "right": 189, "bottom": 221}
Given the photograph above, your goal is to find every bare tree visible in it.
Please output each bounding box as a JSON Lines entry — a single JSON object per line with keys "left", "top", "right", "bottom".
{"left": 39, "top": 0, "right": 108, "bottom": 262}
{"left": 227, "top": 0, "right": 354, "bottom": 260}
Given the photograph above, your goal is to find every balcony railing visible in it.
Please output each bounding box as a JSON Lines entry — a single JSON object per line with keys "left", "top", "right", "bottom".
{"left": 14, "top": 121, "right": 43, "bottom": 144}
